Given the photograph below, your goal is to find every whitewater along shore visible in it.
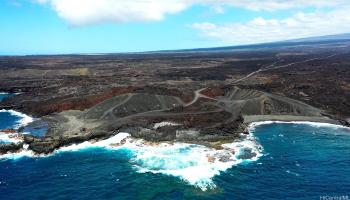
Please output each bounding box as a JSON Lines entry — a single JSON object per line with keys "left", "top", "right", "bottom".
{"left": 0, "top": 86, "right": 342, "bottom": 155}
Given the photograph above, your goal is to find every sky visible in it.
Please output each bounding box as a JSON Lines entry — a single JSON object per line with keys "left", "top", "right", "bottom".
{"left": 1, "top": 0, "right": 350, "bottom": 55}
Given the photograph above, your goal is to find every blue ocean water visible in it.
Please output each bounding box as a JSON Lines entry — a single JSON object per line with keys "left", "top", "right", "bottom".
{"left": 0, "top": 93, "right": 15, "bottom": 102}
{"left": 0, "top": 93, "right": 20, "bottom": 130}
{"left": 0, "top": 111, "right": 22, "bottom": 130}
{"left": 0, "top": 93, "right": 47, "bottom": 138}
{"left": 0, "top": 121, "right": 349, "bottom": 199}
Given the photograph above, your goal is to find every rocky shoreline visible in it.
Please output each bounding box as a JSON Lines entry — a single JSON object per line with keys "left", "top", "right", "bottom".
{"left": 0, "top": 86, "right": 345, "bottom": 156}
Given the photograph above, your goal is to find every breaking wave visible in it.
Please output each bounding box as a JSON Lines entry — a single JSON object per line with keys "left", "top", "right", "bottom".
{"left": 0, "top": 109, "right": 34, "bottom": 145}
{"left": 249, "top": 121, "right": 350, "bottom": 132}
{"left": 0, "top": 132, "right": 263, "bottom": 191}
{"left": 0, "top": 133, "right": 22, "bottom": 144}
{"left": 3, "top": 119, "right": 349, "bottom": 191}
{"left": 0, "top": 149, "right": 35, "bottom": 160}
{"left": 131, "top": 134, "right": 263, "bottom": 191}
{"left": 0, "top": 109, "right": 34, "bottom": 129}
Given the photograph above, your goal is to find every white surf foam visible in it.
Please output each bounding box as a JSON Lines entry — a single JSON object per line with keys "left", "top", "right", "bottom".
{"left": 2, "top": 120, "right": 347, "bottom": 190}
{"left": 249, "top": 121, "right": 350, "bottom": 131}
{"left": 0, "top": 133, "right": 132, "bottom": 161}
{"left": 0, "top": 109, "right": 33, "bottom": 144}
{"left": 55, "top": 132, "right": 131, "bottom": 153}
{"left": 0, "top": 109, "right": 34, "bottom": 129}
{"left": 0, "top": 132, "right": 263, "bottom": 191}
{"left": 132, "top": 143, "right": 224, "bottom": 190}
{"left": 119, "top": 133, "right": 263, "bottom": 191}
{"left": 0, "top": 133, "right": 22, "bottom": 144}
{"left": 0, "top": 149, "right": 35, "bottom": 160}
{"left": 153, "top": 122, "right": 180, "bottom": 129}
{"left": 130, "top": 140, "right": 262, "bottom": 191}
{"left": 50, "top": 131, "right": 262, "bottom": 191}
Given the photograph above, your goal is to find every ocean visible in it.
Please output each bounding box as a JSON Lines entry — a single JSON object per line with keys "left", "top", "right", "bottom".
{"left": 0, "top": 93, "right": 350, "bottom": 200}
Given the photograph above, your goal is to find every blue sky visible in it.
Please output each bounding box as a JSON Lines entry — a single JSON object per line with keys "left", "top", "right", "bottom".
{"left": 1, "top": 0, "right": 350, "bottom": 55}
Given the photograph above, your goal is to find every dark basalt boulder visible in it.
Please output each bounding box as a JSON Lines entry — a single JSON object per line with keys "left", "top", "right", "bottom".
{"left": 28, "top": 140, "right": 60, "bottom": 154}
{"left": 236, "top": 148, "right": 257, "bottom": 160}
{"left": 0, "top": 143, "right": 23, "bottom": 154}
{"left": 23, "top": 130, "right": 115, "bottom": 154}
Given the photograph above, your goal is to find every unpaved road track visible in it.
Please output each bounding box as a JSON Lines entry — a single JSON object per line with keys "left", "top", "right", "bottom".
{"left": 232, "top": 53, "right": 340, "bottom": 84}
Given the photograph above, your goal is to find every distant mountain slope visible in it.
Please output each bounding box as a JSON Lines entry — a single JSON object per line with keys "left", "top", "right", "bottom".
{"left": 152, "top": 33, "right": 350, "bottom": 54}
{"left": 285, "top": 33, "right": 350, "bottom": 43}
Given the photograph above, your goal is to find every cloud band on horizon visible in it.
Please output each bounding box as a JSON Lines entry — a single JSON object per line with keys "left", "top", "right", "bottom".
{"left": 35, "top": 0, "right": 350, "bottom": 45}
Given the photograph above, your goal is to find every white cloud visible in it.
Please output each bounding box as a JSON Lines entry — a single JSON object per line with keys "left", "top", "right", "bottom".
{"left": 37, "top": 0, "right": 192, "bottom": 26}
{"left": 36, "top": 0, "right": 350, "bottom": 26}
{"left": 204, "top": 0, "right": 348, "bottom": 11}
{"left": 34, "top": 0, "right": 350, "bottom": 44}
{"left": 192, "top": 6, "right": 350, "bottom": 45}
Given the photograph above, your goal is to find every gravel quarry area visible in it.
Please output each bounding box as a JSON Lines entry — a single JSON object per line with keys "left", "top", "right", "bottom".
{"left": 0, "top": 87, "right": 338, "bottom": 154}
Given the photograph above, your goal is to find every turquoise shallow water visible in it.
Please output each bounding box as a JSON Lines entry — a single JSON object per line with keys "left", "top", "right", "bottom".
{"left": 0, "top": 94, "right": 350, "bottom": 199}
